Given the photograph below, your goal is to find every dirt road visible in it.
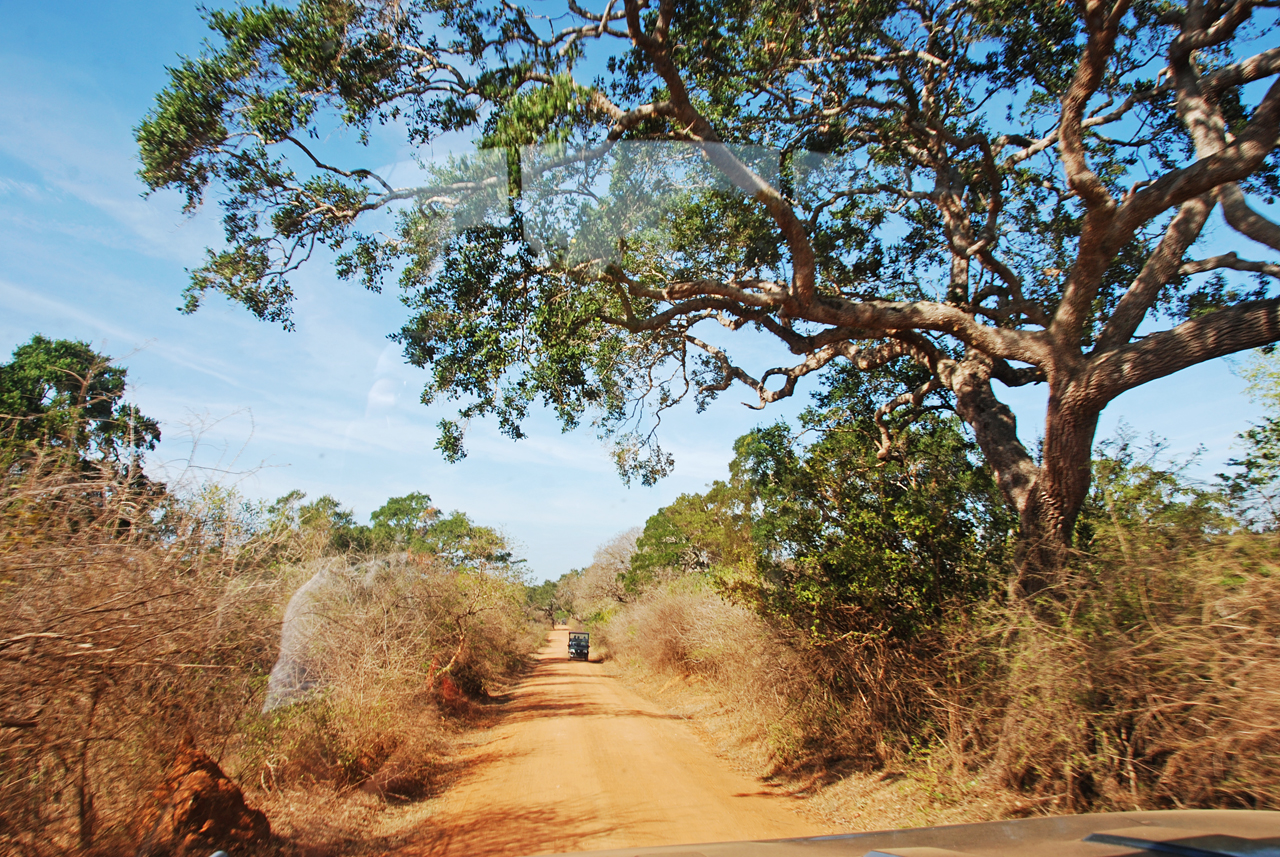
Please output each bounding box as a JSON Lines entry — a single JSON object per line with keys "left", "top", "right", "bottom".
{"left": 399, "top": 628, "right": 833, "bottom": 856}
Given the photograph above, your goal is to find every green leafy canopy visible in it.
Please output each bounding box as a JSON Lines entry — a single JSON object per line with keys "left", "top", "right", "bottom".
{"left": 138, "top": 0, "right": 1280, "bottom": 594}
{"left": 0, "top": 335, "right": 161, "bottom": 467}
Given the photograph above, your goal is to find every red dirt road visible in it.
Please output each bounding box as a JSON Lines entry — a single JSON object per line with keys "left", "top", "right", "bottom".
{"left": 399, "top": 628, "right": 833, "bottom": 856}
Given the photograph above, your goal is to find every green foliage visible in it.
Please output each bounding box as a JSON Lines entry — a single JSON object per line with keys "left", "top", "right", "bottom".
{"left": 527, "top": 570, "right": 584, "bottom": 623}
{"left": 486, "top": 73, "right": 593, "bottom": 148}
{"left": 1078, "top": 431, "right": 1231, "bottom": 555}
{"left": 369, "top": 490, "right": 437, "bottom": 547}
{"left": 136, "top": 0, "right": 409, "bottom": 327}
{"left": 1239, "top": 349, "right": 1280, "bottom": 413}
{"left": 1218, "top": 350, "right": 1280, "bottom": 528}
{"left": 629, "top": 364, "right": 1013, "bottom": 639}
{"left": 391, "top": 220, "right": 663, "bottom": 475}
{"left": 244, "top": 488, "right": 523, "bottom": 576}
{"left": 297, "top": 493, "right": 371, "bottom": 552}
{"left": 1220, "top": 417, "right": 1280, "bottom": 527}
{"left": 742, "top": 365, "right": 1011, "bottom": 638}
{"left": 137, "top": 0, "right": 1280, "bottom": 592}
{"left": 0, "top": 335, "right": 160, "bottom": 466}
{"left": 628, "top": 481, "right": 755, "bottom": 592}
{"left": 524, "top": 576, "right": 561, "bottom": 622}
{"left": 417, "top": 510, "right": 518, "bottom": 568}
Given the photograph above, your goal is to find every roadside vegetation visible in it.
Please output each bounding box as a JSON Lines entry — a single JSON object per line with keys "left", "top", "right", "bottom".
{"left": 114, "top": 0, "right": 1280, "bottom": 831}
{"left": 560, "top": 360, "right": 1280, "bottom": 821}
{"left": 114, "top": 0, "right": 1280, "bottom": 830}
{"left": 0, "top": 337, "right": 544, "bottom": 857}
{"left": 12, "top": 0, "right": 1280, "bottom": 844}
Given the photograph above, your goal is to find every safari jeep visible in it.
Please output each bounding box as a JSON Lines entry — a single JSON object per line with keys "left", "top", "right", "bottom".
{"left": 567, "top": 632, "right": 590, "bottom": 661}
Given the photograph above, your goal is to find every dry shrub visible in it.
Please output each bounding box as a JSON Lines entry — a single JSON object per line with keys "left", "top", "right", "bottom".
{"left": 247, "top": 694, "right": 450, "bottom": 800}
{"left": 601, "top": 535, "right": 1280, "bottom": 814}
{"left": 986, "top": 534, "right": 1280, "bottom": 811}
{"left": 0, "top": 453, "right": 543, "bottom": 853}
{"left": 600, "top": 579, "right": 936, "bottom": 778}
{"left": 0, "top": 454, "right": 282, "bottom": 856}
{"left": 557, "top": 528, "right": 639, "bottom": 624}
{"left": 243, "top": 554, "right": 539, "bottom": 799}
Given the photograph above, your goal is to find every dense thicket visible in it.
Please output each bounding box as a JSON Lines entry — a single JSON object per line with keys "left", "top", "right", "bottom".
{"left": 0, "top": 339, "right": 539, "bottom": 856}
{"left": 592, "top": 388, "right": 1280, "bottom": 812}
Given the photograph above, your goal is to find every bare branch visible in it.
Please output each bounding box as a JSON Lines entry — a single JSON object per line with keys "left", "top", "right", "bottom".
{"left": 1220, "top": 183, "right": 1280, "bottom": 253}
{"left": 684, "top": 336, "right": 842, "bottom": 408}
{"left": 622, "top": 0, "right": 818, "bottom": 306}
{"left": 1179, "top": 252, "right": 1280, "bottom": 279}
{"left": 874, "top": 378, "right": 941, "bottom": 461}
{"left": 1095, "top": 193, "right": 1214, "bottom": 353}
{"left": 284, "top": 135, "right": 394, "bottom": 194}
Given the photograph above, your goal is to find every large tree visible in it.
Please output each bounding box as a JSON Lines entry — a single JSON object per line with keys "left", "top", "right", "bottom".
{"left": 138, "top": 0, "right": 1280, "bottom": 596}
{"left": 0, "top": 335, "right": 160, "bottom": 466}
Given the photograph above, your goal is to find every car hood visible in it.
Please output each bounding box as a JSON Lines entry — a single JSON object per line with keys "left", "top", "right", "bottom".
{"left": 533, "top": 809, "right": 1280, "bottom": 857}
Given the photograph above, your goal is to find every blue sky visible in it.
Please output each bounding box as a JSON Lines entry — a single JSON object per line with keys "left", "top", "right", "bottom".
{"left": 0, "top": 1, "right": 1270, "bottom": 580}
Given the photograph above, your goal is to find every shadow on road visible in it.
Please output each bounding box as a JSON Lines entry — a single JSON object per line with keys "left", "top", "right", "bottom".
{"left": 508, "top": 700, "right": 687, "bottom": 721}
{"left": 394, "top": 801, "right": 661, "bottom": 857}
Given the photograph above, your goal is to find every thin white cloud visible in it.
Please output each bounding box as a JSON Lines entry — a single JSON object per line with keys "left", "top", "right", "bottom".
{"left": 0, "top": 278, "right": 251, "bottom": 389}
{"left": 0, "top": 176, "right": 42, "bottom": 200}
{"left": 0, "top": 57, "right": 222, "bottom": 263}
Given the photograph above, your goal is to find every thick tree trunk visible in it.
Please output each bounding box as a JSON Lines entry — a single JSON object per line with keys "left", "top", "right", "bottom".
{"left": 946, "top": 357, "right": 1039, "bottom": 520}
{"left": 948, "top": 357, "right": 1102, "bottom": 602}
{"left": 1014, "top": 385, "right": 1102, "bottom": 598}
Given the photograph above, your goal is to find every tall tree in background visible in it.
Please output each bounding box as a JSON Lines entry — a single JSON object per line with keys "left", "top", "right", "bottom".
{"left": 628, "top": 482, "right": 756, "bottom": 590}
{"left": 138, "top": 0, "right": 1280, "bottom": 597}
{"left": 0, "top": 335, "right": 160, "bottom": 467}
{"left": 370, "top": 491, "right": 438, "bottom": 547}
{"left": 261, "top": 489, "right": 520, "bottom": 564}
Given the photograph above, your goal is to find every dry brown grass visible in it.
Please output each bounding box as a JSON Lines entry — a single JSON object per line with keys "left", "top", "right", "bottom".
{"left": 240, "top": 553, "right": 540, "bottom": 802}
{"left": 599, "top": 536, "right": 1280, "bottom": 825}
{"left": 0, "top": 454, "right": 282, "bottom": 856}
{"left": 599, "top": 579, "right": 926, "bottom": 779}
{"left": 981, "top": 534, "right": 1280, "bottom": 812}
{"left": 0, "top": 452, "right": 545, "bottom": 856}
{"left": 208, "top": 554, "right": 543, "bottom": 857}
